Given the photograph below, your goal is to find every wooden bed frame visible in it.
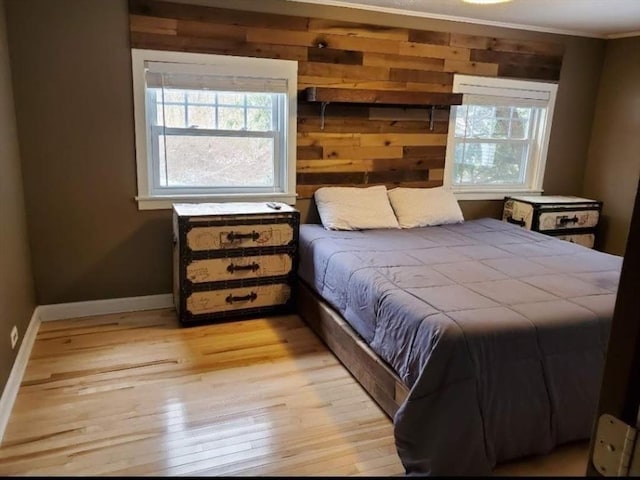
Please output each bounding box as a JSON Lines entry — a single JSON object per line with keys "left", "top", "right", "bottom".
{"left": 296, "top": 279, "right": 409, "bottom": 419}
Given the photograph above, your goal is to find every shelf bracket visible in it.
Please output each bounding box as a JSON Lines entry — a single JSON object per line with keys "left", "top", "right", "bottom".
{"left": 429, "top": 105, "right": 436, "bottom": 131}
{"left": 320, "top": 101, "right": 330, "bottom": 130}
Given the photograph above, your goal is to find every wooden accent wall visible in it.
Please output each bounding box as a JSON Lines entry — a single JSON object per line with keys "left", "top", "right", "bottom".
{"left": 128, "top": 0, "right": 564, "bottom": 199}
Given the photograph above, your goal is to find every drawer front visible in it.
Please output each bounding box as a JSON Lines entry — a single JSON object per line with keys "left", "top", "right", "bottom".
{"left": 553, "top": 233, "right": 595, "bottom": 249}
{"left": 503, "top": 200, "right": 535, "bottom": 230}
{"left": 186, "top": 283, "right": 291, "bottom": 315}
{"left": 186, "top": 253, "right": 293, "bottom": 284}
{"left": 186, "top": 223, "right": 294, "bottom": 251}
{"left": 538, "top": 209, "right": 599, "bottom": 231}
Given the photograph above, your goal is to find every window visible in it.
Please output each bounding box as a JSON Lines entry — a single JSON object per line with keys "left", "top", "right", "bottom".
{"left": 131, "top": 49, "right": 298, "bottom": 210}
{"left": 444, "top": 75, "right": 558, "bottom": 200}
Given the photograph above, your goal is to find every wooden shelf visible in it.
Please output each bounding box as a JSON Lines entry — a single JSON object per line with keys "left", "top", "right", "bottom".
{"left": 304, "top": 87, "right": 462, "bottom": 130}
{"left": 304, "top": 87, "right": 463, "bottom": 107}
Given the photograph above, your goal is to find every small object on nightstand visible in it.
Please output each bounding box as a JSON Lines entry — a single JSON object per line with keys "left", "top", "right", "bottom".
{"left": 172, "top": 202, "right": 300, "bottom": 325}
{"left": 502, "top": 195, "right": 602, "bottom": 249}
{"left": 266, "top": 201, "right": 281, "bottom": 210}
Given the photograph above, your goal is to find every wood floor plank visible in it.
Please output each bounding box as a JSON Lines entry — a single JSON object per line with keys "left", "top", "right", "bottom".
{"left": 0, "top": 310, "right": 405, "bottom": 476}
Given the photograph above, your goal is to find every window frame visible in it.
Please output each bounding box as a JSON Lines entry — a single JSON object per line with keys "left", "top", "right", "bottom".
{"left": 147, "top": 90, "right": 285, "bottom": 195}
{"left": 443, "top": 74, "right": 558, "bottom": 201}
{"left": 131, "top": 49, "right": 298, "bottom": 210}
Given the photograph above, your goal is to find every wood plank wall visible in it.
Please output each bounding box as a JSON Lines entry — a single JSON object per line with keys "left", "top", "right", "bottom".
{"left": 128, "top": 0, "right": 564, "bottom": 199}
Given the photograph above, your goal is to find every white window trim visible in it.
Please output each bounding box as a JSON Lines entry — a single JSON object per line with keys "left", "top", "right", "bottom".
{"left": 131, "top": 49, "right": 298, "bottom": 210}
{"left": 443, "top": 74, "right": 558, "bottom": 201}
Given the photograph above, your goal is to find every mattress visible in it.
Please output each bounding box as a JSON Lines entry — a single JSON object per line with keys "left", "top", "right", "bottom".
{"left": 298, "top": 218, "right": 622, "bottom": 475}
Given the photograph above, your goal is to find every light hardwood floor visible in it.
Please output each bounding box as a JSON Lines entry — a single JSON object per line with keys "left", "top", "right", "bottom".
{"left": 0, "top": 309, "right": 589, "bottom": 476}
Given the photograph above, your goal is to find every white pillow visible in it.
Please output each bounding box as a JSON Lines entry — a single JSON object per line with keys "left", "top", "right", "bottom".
{"left": 387, "top": 187, "right": 464, "bottom": 228}
{"left": 314, "top": 185, "right": 400, "bottom": 230}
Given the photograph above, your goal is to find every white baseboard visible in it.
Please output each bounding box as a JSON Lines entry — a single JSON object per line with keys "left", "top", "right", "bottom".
{"left": 0, "top": 306, "right": 40, "bottom": 444}
{"left": 0, "top": 293, "right": 174, "bottom": 444}
{"left": 38, "top": 293, "right": 174, "bottom": 322}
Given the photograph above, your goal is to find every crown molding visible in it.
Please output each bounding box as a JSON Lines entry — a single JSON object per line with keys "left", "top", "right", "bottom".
{"left": 606, "top": 31, "right": 640, "bottom": 39}
{"left": 286, "top": 0, "right": 609, "bottom": 39}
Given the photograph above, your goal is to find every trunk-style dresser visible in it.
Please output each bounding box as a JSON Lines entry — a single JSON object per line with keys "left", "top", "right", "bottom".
{"left": 502, "top": 195, "right": 602, "bottom": 249}
{"left": 173, "top": 202, "right": 299, "bottom": 325}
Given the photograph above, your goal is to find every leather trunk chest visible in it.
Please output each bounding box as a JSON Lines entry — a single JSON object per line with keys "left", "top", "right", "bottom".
{"left": 502, "top": 195, "right": 602, "bottom": 249}
{"left": 173, "top": 202, "right": 300, "bottom": 325}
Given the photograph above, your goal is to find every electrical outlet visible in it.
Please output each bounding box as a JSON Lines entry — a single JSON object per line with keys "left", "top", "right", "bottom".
{"left": 10, "top": 326, "right": 18, "bottom": 349}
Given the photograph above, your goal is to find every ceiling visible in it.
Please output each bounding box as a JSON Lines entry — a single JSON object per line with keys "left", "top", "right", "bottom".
{"left": 287, "top": 0, "right": 640, "bottom": 38}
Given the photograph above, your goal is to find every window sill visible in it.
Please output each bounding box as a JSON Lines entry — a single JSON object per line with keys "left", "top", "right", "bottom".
{"left": 452, "top": 190, "right": 543, "bottom": 201}
{"left": 136, "top": 192, "right": 297, "bottom": 210}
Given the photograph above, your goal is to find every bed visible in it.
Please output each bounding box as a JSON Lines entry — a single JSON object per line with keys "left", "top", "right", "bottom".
{"left": 296, "top": 215, "right": 623, "bottom": 475}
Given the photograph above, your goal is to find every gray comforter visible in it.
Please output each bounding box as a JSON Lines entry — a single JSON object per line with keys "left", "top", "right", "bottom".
{"left": 297, "top": 218, "right": 622, "bottom": 475}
